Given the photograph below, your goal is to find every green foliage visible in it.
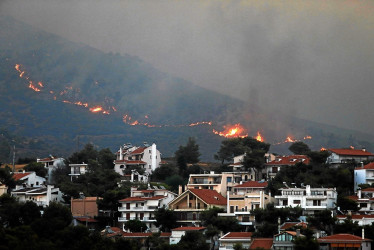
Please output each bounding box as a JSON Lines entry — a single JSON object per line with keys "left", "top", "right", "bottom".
{"left": 307, "top": 150, "right": 330, "bottom": 166}
{"left": 215, "top": 137, "right": 270, "bottom": 165}
{"left": 336, "top": 196, "right": 359, "bottom": 212}
{"left": 200, "top": 207, "right": 241, "bottom": 233}
{"left": 146, "top": 232, "right": 171, "bottom": 250}
{"left": 307, "top": 210, "right": 336, "bottom": 235}
{"left": 0, "top": 167, "right": 16, "bottom": 191}
{"left": 288, "top": 142, "right": 311, "bottom": 155}
{"left": 24, "top": 162, "right": 47, "bottom": 178}
{"left": 164, "top": 175, "right": 185, "bottom": 193}
{"left": 233, "top": 243, "right": 244, "bottom": 250}
{"left": 125, "top": 219, "right": 147, "bottom": 232}
{"left": 152, "top": 164, "right": 178, "bottom": 181}
{"left": 68, "top": 144, "right": 115, "bottom": 170}
{"left": 175, "top": 137, "right": 201, "bottom": 164}
{"left": 176, "top": 230, "right": 209, "bottom": 250}
{"left": 154, "top": 207, "right": 178, "bottom": 232}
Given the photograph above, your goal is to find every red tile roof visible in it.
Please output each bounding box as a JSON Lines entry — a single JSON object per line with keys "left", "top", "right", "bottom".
{"left": 318, "top": 234, "right": 371, "bottom": 243}
{"left": 172, "top": 226, "right": 206, "bottom": 231}
{"left": 235, "top": 181, "right": 268, "bottom": 188}
{"left": 362, "top": 188, "right": 374, "bottom": 192}
{"left": 356, "top": 162, "right": 374, "bottom": 170}
{"left": 266, "top": 155, "right": 310, "bottom": 166}
{"left": 250, "top": 238, "right": 273, "bottom": 249}
{"left": 189, "top": 189, "right": 227, "bottom": 206}
{"left": 131, "top": 147, "right": 146, "bottom": 155}
{"left": 221, "top": 232, "right": 253, "bottom": 239}
{"left": 347, "top": 195, "right": 359, "bottom": 201}
{"left": 37, "top": 157, "right": 54, "bottom": 162}
{"left": 12, "top": 172, "right": 32, "bottom": 181}
{"left": 329, "top": 148, "right": 374, "bottom": 156}
{"left": 119, "top": 195, "right": 165, "bottom": 202}
{"left": 76, "top": 217, "right": 98, "bottom": 223}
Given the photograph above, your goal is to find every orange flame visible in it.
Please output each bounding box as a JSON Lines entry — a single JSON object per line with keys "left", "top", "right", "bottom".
{"left": 189, "top": 121, "right": 212, "bottom": 127}
{"left": 89, "top": 107, "right": 103, "bottom": 113}
{"left": 285, "top": 136, "right": 295, "bottom": 143}
{"left": 304, "top": 135, "right": 312, "bottom": 140}
{"left": 256, "top": 131, "right": 264, "bottom": 142}
{"left": 320, "top": 147, "right": 327, "bottom": 151}
{"left": 213, "top": 124, "right": 248, "bottom": 138}
{"left": 37, "top": 81, "right": 44, "bottom": 87}
{"left": 28, "top": 83, "right": 41, "bottom": 92}
{"left": 350, "top": 146, "right": 355, "bottom": 149}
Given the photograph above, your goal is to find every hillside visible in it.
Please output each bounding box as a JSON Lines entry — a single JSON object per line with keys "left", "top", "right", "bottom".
{"left": 0, "top": 15, "right": 373, "bottom": 162}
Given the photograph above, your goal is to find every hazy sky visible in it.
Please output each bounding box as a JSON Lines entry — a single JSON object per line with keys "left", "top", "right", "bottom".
{"left": 1, "top": 0, "right": 374, "bottom": 134}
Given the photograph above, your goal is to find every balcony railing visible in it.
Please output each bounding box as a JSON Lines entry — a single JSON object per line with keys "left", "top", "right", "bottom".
{"left": 118, "top": 217, "right": 156, "bottom": 222}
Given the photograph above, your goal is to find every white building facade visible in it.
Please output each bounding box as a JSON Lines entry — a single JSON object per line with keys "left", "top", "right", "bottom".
{"left": 275, "top": 185, "right": 337, "bottom": 215}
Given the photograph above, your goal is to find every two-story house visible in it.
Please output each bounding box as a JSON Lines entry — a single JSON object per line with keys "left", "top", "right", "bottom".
{"left": 69, "top": 163, "right": 88, "bottom": 181}
{"left": 187, "top": 171, "right": 255, "bottom": 196}
{"left": 168, "top": 188, "right": 226, "bottom": 227}
{"left": 218, "top": 181, "right": 274, "bottom": 228}
{"left": 118, "top": 186, "right": 176, "bottom": 232}
{"left": 11, "top": 185, "right": 63, "bottom": 207}
{"left": 327, "top": 148, "right": 374, "bottom": 167}
{"left": 37, "top": 156, "right": 65, "bottom": 183}
{"left": 13, "top": 171, "right": 46, "bottom": 188}
{"left": 354, "top": 162, "right": 374, "bottom": 191}
{"left": 275, "top": 185, "right": 337, "bottom": 215}
{"left": 265, "top": 155, "right": 310, "bottom": 179}
{"left": 114, "top": 143, "right": 161, "bottom": 176}
{"left": 347, "top": 188, "right": 374, "bottom": 214}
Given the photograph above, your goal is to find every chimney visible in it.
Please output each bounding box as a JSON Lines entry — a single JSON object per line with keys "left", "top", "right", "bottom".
{"left": 296, "top": 229, "right": 300, "bottom": 237}
{"left": 178, "top": 185, "right": 182, "bottom": 195}
{"left": 358, "top": 189, "right": 362, "bottom": 198}
{"left": 362, "top": 228, "right": 365, "bottom": 239}
{"left": 362, "top": 148, "right": 366, "bottom": 152}
{"left": 151, "top": 143, "right": 157, "bottom": 171}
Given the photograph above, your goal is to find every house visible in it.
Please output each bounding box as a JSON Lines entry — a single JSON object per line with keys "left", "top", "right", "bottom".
{"left": 218, "top": 232, "right": 253, "bottom": 249}
{"left": 337, "top": 214, "right": 374, "bottom": 226}
{"left": 273, "top": 231, "right": 302, "bottom": 250}
{"left": 12, "top": 171, "right": 46, "bottom": 188}
{"left": 11, "top": 185, "right": 63, "bottom": 207}
{"left": 169, "top": 226, "right": 206, "bottom": 245}
{"left": 101, "top": 226, "right": 123, "bottom": 239}
{"left": 265, "top": 155, "right": 310, "bottom": 179}
{"left": 168, "top": 189, "right": 226, "bottom": 226}
{"left": 346, "top": 188, "right": 374, "bottom": 214}
{"left": 71, "top": 196, "right": 101, "bottom": 226}
{"left": 114, "top": 143, "right": 161, "bottom": 177}
{"left": 37, "top": 156, "right": 65, "bottom": 183}
{"left": 69, "top": 163, "right": 88, "bottom": 181}
{"left": 275, "top": 185, "right": 337, "bottom": 215}
{"left": 279, "top": 221, "right": 308, "bottom": 231}
{"left": 249, "top": 238, "right": 273, "bottom": 249}
{"left": 187, "top": 171, "right": 255, "bottom": 196}
{"left": 318, "top": 233, "right": 371, "bottom": 250}
{"left": 326, "top": 148, "right": 374, "bottom": 167}
{"left": 218, "top": 181, "right": 274, "bottom": 228}
{"left": 118, "top": 186, "right": 176, "bottom": 232}
{"left": 354, "top": 162, "right": 374, "bottom": 191}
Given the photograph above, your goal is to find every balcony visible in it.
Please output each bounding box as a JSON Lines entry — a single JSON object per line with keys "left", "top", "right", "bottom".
{"left": 118, "top": 217, "right": 156, "bottom": 222}
{"left": 118, "top": 206, "right": 158, "bottom": 212}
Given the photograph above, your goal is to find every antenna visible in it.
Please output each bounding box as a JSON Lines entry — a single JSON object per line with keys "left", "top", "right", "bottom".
{"left": 12, "top": 145, "right": 15, "bottom": 173}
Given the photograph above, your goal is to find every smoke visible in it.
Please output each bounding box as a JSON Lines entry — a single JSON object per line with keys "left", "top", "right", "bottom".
{"left": 1, "top": 0, "right": 374, "bottom": 134}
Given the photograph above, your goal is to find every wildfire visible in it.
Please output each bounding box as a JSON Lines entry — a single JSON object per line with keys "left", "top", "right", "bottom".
{"left": 89, "top": 107, "right": 103, "bottom": 113}
{"left": 213, "top": 124, "right": 248, "bottom": 138}
{"left": 284, "top": 136, "right": 295, "bottom": 143}
{"left": 304, "top": 135, "right": 312, "bottom": 140}
{"left": 189, "top": 121, "right": 212, "bottom": 127}
{"left": 256, "top": 131, "right": 264, "bottom": 142}
{"left": 350, "top": 146, "right": 355, "bottom": 149}
{"left": 28, "top": 83, "right": 41, "bottom": 92}
{"left": 320, "top": 147, "right": 327, "bottom": 151}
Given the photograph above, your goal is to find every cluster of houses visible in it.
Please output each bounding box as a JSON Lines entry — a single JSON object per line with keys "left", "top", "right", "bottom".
{"left": 5, "top": 143, "right": 374, "bottom": 249}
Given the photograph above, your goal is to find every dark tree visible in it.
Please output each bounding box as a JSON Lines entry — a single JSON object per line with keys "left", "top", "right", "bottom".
{"left": 177, "top": 230, "right": 209, "bottom": 250}
{"left": 125, "top": 219, "right": 147, "bottom": 232}
{"left": 307, "top": 150, "right": 330, "bottom": 166}
{"left": 0, "top": 167, "right": 16, "bottom": 191}
{"left": 175, "top": 137, "right": 201, "bottom": 165}
{"left": 24, "top": 162, "right": 47, "bottom": 178}
{"left": 307, "top": 210, "right": 336, "bottom": 235}
{"left": 152, "top": 164, "right": 178, "bottom": 181}
{"left": 288, "top": 142, "right": 311, "bottom": 155}
{"left": 154, "top": 207, "right": 177, "bottom": 232}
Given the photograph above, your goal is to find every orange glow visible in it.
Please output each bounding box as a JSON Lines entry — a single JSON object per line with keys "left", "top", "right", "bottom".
{"left": 213, "top": 124, "right": 248, "bottom": 138}
{"left": 15, "top": 64, "right": 20, "bottom": 71}
{"left": 256, "top": 131, "right": 264, "bottom": 142}
{"left": 350, "top": 146, "right": 355, "bottom": 149}
{"left": 89, "top": 107, "right": 103, "bottom": 113}
{"left": 285, "top": 136, "right": 295, "bottom": 143}
{"left": 112, "top": 106, "right": 117, "bottom": 112}
{"left": 37, "top": 81, "right": 44, "bottom": 87}
{"left": 189, "top": 121, "right": 212, "bottom": 127}
{"left": 28, "top": 83, "right": 41, "bottom": 92}
{"left": 320, "top": 147, "right": 327, "bottom": 151}
{"left": 304, "top": 135, "right": 312, "bottom": 140}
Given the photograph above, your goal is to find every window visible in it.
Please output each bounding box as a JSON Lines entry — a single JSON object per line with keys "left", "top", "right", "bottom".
{"left": 227, "top": 177, "right": 232, "bottom": 183}
{"left": 149, "top": 165, "right": 151, "bottom": 169}
{"left": 189, "top": 203, "right": 192, "bottom": 208}
{"left": 149, "top": 150, "right": 151, "bottom": 153}
{"left": 294, "top": 200, "right": 301, "bottom": 204}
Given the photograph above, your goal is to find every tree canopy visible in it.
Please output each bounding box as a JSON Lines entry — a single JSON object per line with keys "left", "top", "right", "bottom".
{"left": 288, "top": 142, "right": 311, "bottom": 155}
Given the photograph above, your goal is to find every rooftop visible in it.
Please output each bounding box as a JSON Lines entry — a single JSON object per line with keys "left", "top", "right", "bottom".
{"left": 189, "top": 188, "right": 227, "bottom": 206}
{"left": 329, "top": 148, "right": 374, "bottom": 156}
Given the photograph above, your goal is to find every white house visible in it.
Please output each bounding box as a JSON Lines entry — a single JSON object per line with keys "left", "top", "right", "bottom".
{"left": 326, "top": 148, "right": 374, "bottom": 167}
{"left": 275, "top": 185, "right": 337, "bottom": 215}
{"left": 354, "top": 162, "right": 374, "bottom": 191}
{"left": 37, "top": 156, "right": 65, "bottom": 183}
{"left": 347, "top": 188, "right": 374, "bottom": 214}
{"left": 118, "top": 186, "right": 176, "bottom": 232}
{"left": 69, "top": 163, "right": 88, "bottom": 181}
{"left": 114, "top": 143, "right": 161, "bottom": 176}
{"left": 219, "top": 232, "right": 253, "bottom": 250}
{"left": 11, "top": 185, "right": 63, "bottom": 207}
{"left": 265, "top": 155, "right": 310, "bottom": 179}
{"left": 13, "top": 171, "right": 46, "bottom": 188}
